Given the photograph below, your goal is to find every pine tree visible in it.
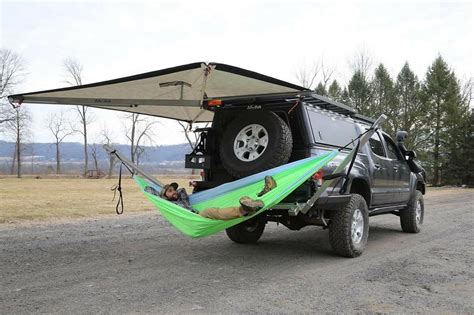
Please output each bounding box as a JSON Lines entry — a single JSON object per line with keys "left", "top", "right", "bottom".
{"left": 340, "top": 87, "right": 351, "bottom": 105}
{"left": 371, "top": 64, "right": 397, "bottom": 135}
{"left": 328, "top": 80, "right": 342, "bottom": 101}
{"left": 347, "top": 70, "right": 372, "bottom": 115}
{"left": 422, "top": 56, "right": 465, "bottom": 186}
{"left": 315, "top": 82, "right": 327, "bottom": 96}
{"left": 394, "top": 62, "right": 427, "bottom": 149}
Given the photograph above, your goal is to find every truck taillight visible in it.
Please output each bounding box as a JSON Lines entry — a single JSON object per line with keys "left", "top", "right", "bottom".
{"left": 312, "top": 170, "right": 324, "bottom": 186}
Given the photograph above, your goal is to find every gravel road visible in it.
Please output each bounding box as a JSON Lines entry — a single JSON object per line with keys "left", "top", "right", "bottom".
{"left": 1, "top": 188, "right": 473, "bottom": 314}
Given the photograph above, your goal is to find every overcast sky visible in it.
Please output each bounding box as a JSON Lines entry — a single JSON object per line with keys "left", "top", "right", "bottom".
{"left": 1, "top": 0, "right": 472, "bottom": 145}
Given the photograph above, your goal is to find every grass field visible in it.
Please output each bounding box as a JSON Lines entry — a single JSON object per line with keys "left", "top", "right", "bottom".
{"left": 0, "top": 176, "right": 197, "bottom": 224}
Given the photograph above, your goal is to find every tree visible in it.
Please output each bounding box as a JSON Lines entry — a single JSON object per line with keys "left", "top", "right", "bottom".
{"left": 101, "top": 126, "right": 117, "bottom": 178}
{"left": 0, "top": 49, "right": 25, "bottom": 127}
{"left": 455, "top": 110, "right": 474, "bottom": 185}
{"left": 4, "top": 107, "right": 31, "bottom": 177}
{"left": 90, "top": 143, "right": 100, "bottom": 173}
{"left": 370, "top": 64, "right": 397, "bottom": 135}
{"left": 422, "top": 56, "right": 465, "bottom": 186}
{"left": 347, "top": 70, "right": 372, "bottom": 114}
{"left": 124, "top": 113, "right": 158, "bottom": 165}
{"left": 295, "top": 61, "right": 320, "bottom": 90}
{"left": 63, "top": 57, "right": 93, "bottom": 177}
{"left": 328, "top": 80, "right": 342, "bottom": 101}
{"left": 349, "top": 47, "right": 373, "bottom": 81}
{"left": 46, "top": 111, "right": 75, "bottom": 174}
{"left": 394, "top": 62, "right": 427, "bottom": 149}
{"left": 315, "top": 82, "right": 327, "bottom": 96}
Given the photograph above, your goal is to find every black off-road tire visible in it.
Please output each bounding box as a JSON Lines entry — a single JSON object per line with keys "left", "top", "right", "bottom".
{"left": 400, "top": 190, "right": 424, "bottom": 233}
{"left": 219, "top": 111, "right": 293, "bottom": 178}
{"left": 225, "top": 217, "right": 266, "bottom": 244}
{"left": 329, "top": 194, "right": 369, "bottom": 258}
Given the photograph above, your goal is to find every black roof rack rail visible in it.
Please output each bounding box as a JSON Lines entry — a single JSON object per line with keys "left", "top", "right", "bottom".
{"left": 211, "top": 91, "right": 377, "bottom": 123}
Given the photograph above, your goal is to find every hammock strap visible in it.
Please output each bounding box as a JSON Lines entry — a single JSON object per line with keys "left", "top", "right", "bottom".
{"left": 111, "top": 163, "right": 124, "bottom": 215}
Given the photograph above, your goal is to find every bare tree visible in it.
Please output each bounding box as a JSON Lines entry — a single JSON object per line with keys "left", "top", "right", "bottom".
{"left": 178, "top": 121, "right": 201, "bottom": 150}
{"left": 124, "top": 113, "right": 158, "bottom": 165}
{"left": 46, "top": 111, "right": 75, "bottom": 174}
{"left": 349, "top": 47, "right": 373, "bottom": 81}
{"left": 4, "top": 107, "right": 31, "bottom": 177}
{"left": 320, "top": 61, "right": 336, "bottom": 92}
{"left": 90, "top": 143, "right": 100, "bottom": 173}
{"left": 0, "top": 49, "right": 25, "bottom": 127}
{"left": 295, "top": 58, "right": 336, "bottom": 93}
{"left": 63, "top": 57, "right": 94, "bottom": 177}
{"left": 295, "top": 60, "right": 320, "bottom": 90}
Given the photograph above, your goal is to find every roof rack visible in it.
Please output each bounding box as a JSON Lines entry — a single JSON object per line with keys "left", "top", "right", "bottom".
{"left": 213, "top": 91, "right": 376, "bottom": 123}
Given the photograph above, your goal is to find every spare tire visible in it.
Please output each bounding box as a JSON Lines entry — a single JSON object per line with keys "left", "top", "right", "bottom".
{"left": 219, "top": 111, "right": 293, "bottom": 178}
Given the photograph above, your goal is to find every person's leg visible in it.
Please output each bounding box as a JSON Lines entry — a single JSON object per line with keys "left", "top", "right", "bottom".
{"left": 199, "top": 207, "right": 244, "bottom": 220}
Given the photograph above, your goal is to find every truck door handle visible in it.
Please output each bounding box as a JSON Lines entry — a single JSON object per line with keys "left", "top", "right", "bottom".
{"left": 393, "top": 166, "right": 399, "bottom": 172}
{"left": 374, "top": 164, "right": 381, "bottom": 170}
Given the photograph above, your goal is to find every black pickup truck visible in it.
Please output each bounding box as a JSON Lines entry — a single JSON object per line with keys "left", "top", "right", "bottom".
{"left": 186, "top": 92, "right": 426, "bottom": 257}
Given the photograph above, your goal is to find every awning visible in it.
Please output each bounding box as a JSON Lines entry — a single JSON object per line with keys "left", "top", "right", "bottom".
{"left": 8, "top": 62, "right": 307, "bottom": 122}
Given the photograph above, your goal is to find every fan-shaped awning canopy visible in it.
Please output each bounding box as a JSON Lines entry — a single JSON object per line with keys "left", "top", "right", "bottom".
{"left": 8, "top": 62, "right": 307, "bottom": 122}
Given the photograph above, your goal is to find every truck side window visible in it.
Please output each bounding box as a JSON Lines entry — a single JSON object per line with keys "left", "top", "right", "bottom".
{"left": 369, "top": 132, "right": 385, "bottom": 157}
{"left": 383, "top": 135, "right": 401, "bottom": 160}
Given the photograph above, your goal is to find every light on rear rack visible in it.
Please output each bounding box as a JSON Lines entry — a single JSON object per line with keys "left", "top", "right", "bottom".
{"left": 208, "top": 99, "right": 222, "bottom": 107}
{"left": 312, "top": 170, "right": 324, "bottom": 187}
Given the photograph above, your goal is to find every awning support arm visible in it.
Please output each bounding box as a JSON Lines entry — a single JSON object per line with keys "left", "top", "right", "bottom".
{"left": 190, "top": 63, "right": 215, "bottom": 124}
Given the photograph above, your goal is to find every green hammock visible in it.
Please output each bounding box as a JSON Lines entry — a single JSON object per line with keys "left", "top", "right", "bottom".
{"left": 133, "top": 150, "right": 338, "bottom": 238}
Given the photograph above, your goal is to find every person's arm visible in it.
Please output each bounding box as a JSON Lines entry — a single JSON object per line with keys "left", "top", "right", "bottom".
{"left": 177, "top": 188, "right": 192, "bottom": 209}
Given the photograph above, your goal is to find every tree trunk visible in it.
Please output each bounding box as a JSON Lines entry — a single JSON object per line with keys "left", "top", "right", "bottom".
{"left": 56, "top": 142, "right": 61, "bottom": 174}
{"left": 93, "top": 152, "right": 99, "bottom": 172}
{"left": 10, "top": 143, "right": 16, "bottom": 175}
{"left": 82, "top": 106, "right": 88, "bottom": 177}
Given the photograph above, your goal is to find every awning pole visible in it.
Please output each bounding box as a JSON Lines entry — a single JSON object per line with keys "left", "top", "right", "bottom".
{"left": 190, "top": 63, "right": 215, "bottom": 124}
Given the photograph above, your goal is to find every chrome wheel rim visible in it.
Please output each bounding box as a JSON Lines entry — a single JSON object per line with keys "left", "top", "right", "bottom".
{"left": 351, "top": 209, "right": 364, "bottom": 244}
{"left": 233, "top": 124, "right": 269, "bottom": 162}
{"left": 415, "top": 200, "right": 422, "bottom": 225}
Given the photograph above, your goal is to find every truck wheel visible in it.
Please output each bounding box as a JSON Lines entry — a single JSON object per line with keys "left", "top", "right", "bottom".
{"left": 329, "top": 194, "right": 369, "bottom": 258}
{"left": 400, "top": 190, "right": 424, "bottom": 233}
{"left": 225, "top": 217, "right": 266, "bottom": 244}
{"left": 219, "top": 111, "right": 293, "bottom": 178}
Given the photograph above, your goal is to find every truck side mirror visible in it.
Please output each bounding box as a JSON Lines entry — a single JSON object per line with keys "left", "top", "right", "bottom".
{"left": 396, "top": 131, "right": 408, "bottom": 143}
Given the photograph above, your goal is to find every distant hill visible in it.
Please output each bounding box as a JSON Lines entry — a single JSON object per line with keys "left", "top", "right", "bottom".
{"left": 0, "top": 140, "right": 191, "bottom": 173}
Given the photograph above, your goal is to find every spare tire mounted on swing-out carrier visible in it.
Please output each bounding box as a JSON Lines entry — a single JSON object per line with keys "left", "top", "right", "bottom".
{"left": 219, "top": 111, "right": 293, "bottom": 178}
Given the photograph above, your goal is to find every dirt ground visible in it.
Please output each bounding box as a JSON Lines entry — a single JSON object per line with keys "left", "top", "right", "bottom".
{"left": 0, "top": 187, "right": 473, "bottom": 314}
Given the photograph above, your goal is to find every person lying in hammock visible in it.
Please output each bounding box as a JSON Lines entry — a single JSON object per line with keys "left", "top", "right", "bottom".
{"left": 144, "top": 176, "right": 277, "bottom": 220}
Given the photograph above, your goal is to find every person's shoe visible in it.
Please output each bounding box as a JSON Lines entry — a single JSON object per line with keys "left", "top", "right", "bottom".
{"left": 239, "top": 196, "right": 264, "bottom": 216}
{"left": 257, "top": 176, "right": 277, "bottom": 197}
{"left": 144, "top": 186, "right": 160, "bottom": 196}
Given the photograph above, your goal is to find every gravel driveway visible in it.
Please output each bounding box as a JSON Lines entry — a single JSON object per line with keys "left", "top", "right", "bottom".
{"left": 1, "top": 188, "right": 473, "bottom": 314}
